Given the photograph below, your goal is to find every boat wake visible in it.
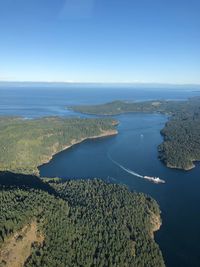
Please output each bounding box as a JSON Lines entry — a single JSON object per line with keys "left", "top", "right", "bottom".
{"left": 107, "top": 153, "right": 165, "bottom": 184}
{"left": 107, "top": 153, "right": 143, "bottom": 178}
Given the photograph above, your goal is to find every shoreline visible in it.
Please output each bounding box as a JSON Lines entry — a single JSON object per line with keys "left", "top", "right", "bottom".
{"left": 165, "top": 162, "right": 195, "bottom": 171}
{"left": 38, "top": 129, "right": 118, "bottom": 174}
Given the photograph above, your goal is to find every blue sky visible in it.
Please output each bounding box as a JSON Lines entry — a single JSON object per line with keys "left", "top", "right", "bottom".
{"left": 0, "top": 0, "right": 200, "bottom": 83}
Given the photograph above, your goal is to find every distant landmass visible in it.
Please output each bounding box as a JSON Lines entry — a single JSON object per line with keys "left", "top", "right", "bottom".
{"left": 70, "top": 97, "right": 200, "bottom": 171}
{"left": 1, "top": 81, "right": 200, "bottom": 89}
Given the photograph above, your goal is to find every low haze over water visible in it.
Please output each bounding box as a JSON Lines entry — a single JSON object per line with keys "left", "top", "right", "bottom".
{"left": 1, "top": 86, "right": 200, "bottom": 267}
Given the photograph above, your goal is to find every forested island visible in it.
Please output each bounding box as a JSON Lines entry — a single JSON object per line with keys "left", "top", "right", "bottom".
{"left": 0, "top": 117, "right": 117, "bottom": 175}
{"left": 70, "top": 97, "right": 200, "bottom": 170}
{"left": 70, "top": 99, "right": 179, "bottom": 115}
{"left": 0, "top": 172, "right": 165, "bottom": 267}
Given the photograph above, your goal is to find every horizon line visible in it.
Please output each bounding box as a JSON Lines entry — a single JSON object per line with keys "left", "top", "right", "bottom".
{"left": 0, "top": 80, "right": 200, "bottom": 86}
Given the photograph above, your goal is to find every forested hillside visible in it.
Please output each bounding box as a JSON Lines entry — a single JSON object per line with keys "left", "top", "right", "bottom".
{"left": 158, "top": 97, "right": 200, "bottom": 170}
{"left": 0, "top": 117, "right": 117, "bottom": 175}
{"left": 0, "top": 172, "right": 165, "bottom": 267}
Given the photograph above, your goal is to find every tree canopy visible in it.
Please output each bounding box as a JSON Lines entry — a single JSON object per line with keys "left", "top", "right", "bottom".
{"left": 0, "top": 172, "right": 165, "bottom": 267}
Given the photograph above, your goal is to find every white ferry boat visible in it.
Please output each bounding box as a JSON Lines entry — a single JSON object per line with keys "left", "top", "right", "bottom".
{"left": 143, "top": 176, "right": 165, "bottom": 184}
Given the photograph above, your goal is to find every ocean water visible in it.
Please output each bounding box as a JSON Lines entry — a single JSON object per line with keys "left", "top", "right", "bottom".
{"left": 0, "top": 86, "right": 200, "bottom": 118}
{"left": 1, "top": 85, "right": 200, "bottom": 267}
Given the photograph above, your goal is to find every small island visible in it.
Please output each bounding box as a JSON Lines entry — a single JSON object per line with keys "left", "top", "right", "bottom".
{"left": 0, "top": 172, "right": 165, "bottom": 267}
{"left": 70, "top": 97, "right": 200, "bottom": 171}
{"left": 0, "top": 117, "right": 118, "bottom": 175}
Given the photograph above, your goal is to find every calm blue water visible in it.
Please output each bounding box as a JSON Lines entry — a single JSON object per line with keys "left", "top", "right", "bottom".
{"left": 1, "top": 86, "right": 200, "bottom": 267}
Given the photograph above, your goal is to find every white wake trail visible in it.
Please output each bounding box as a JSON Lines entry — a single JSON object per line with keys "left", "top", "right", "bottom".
{"left": 107, "top": 153, "right": 144, "bottom": 179}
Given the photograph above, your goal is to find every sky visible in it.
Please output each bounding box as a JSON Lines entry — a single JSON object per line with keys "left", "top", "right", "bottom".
{"left": 0, "top": 0, "right": 200, "bottom": 84}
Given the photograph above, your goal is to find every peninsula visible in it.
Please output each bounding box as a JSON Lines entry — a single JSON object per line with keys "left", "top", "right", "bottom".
{"left": 0, "top": 117, "right": 118, "bottom": 175}
{"left": 70, "top": 97, "right": 200, "bottom": 170}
